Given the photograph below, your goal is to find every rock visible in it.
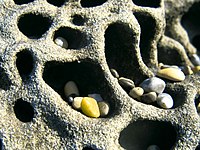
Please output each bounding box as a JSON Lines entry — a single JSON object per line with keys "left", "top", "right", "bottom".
{"left": 98, "top": 101, "right": 109, "bottom": 117}
{"left": 157, "top": 68, "right": 185, "bottom": 81}
{"left": 54, "top": 37, "right": 68, "bottom": 48}
{"left": 81, "top": 97, "right": 100, "bottom": 118}
{"left": 147, "top": 145, "right": 160, "bottom": 150}
{"left": 157, "top": 93, "right": 173, "bottom": 109}
{"left": 110, "top": 69, "right": 119, "bottom": 78}
{"left": 129, "top": 87, "right": 144, "bottom": 99}
{"left": 139, "top": 77, "right": 166, "bottom": 94}
{"left": 119, "top": 77, "right": 135, "bottom": 91}
{"left": 141, "top": 92, "right": 157, "bottom": 104}
{"left": 64, "top": 81, "right": 79, "bottom": 97}
{"left": 88, "top": 93, "right": 103, "bottom": 102}
{"left": 190, "top": 54, "right": 200, "bottom": 66}
{"left": 72, "top": 97, "right": 83, "bottom": 110}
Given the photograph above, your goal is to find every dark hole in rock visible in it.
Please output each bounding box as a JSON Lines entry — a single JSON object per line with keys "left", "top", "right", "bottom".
{"left": 18, "top": 13, "right": 52, "bottom": 39}
{"left": 43, "top": 61, "right": 117, "bottom": 117}
{"left": 72, "top": 15, "right": 85, "bottom": 26}
{"left": 134, "top": 12, "right": 157, "bottom": 67}
{"left": 47, "top": 0, "right": 67, "bottom": 7}
{"left": 14, "top": 98, "right": 34, "bottom": 122}
{"left": 194, "top": 94, "right": 200, "bottom": 113}
{"left": 132, "top": 0, "right": 160, "bottom": 8}
{"left": 16, "top": 50, "right": 34, "bottom": 81}
{"left": 192, "top": 34, "right": 200, "bottom": 50}
{"left": 196, "top": 143, "right": 200, "bottom": 150}
{"left": 80, "top": 0, "right": 107, "bottom": 8}
{"left": 181, "top": 2, "right": 200, "bottom": 49}
{"left": 158, "top": 46, "right": 183, "bottom": 66}
{"left": 82, "top": 147, "right": 96, "bottom": 150}
{"left": 0, "top": 65, "right": 11, "bottom": 90}
{"left": 105, "top": 22, "right": 147, "bottom": 85}
{"left": 119, "top": 120, "right": 177, "bottom": 150}
{"left": 13, "top": 0, "right": 34, "bottom": 5}
{"left": 0, "top": 139, "right": 2, "bottom": 150}
{"left": 54, "top": 27, "right": 87, "bottom": 49}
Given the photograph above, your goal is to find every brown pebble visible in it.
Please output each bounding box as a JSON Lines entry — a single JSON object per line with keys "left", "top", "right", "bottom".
{"left": 119, "top": 77, "right": 135, "bottom": 91}
{"left": 98, "top": 101, "right": 109, "bottom": 117}
{"left": 141, "top": 92, "right": 157, "bottom": 104}
{"left": 129, "top": 87, "right": 144, "bottom": 99}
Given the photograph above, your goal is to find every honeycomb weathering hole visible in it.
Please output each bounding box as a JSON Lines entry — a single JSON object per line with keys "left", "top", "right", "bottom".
{"left": 43, "top": 61, "right": 117, "bottom": 116}
{"left": 134, "top": 13, "right": 157, "bottom": 67}
{"left": 0, "top": 66, "right": 11, "bottom": 90}
{"left": 119, "top": 120, "right": 177, "bottom": 150}
{"left": 16, "top": 50, "right": 34, "bottom": 80}
{"left": 13, "top": 0, "right": 34, "bottom": 5}
{"left": 72, "top": 15, "right": 85, "bottom": 26}
{"left": 47, "top": 0, "right": 67, "bottom": 7}
{"left": 80, "top": 0, "right": 107, "bottom": 7}
{"left": 132, "top": 0, "right": 160, "bottom": 8}
{"left": 54, "top": 27, "right": 87, "bottom": 49}
{"left": 192, "top": 35, "right": 200, "bottom": 50}
{"left": 105, "top": 22, "right": 146, "bottom": 84}
{"left": 14, "top": 98, "right": 34, "bottom": 122}
{"left": 82, "top": 147, "right": 95, "bottom": 150}
{"left": 18, "top": 13, "right": 52, "bottom": 39}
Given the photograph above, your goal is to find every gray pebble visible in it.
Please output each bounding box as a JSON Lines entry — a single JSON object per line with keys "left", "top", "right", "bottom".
{"left": 157, "top": 93, "right": 173, "bottom": 109}
{"left": 119, "top": 77, "right": 135, "bottom": 91}
{"left": 88, "top": 93, "right": 103, "bottom": 102}
{"left": 139, "top": 77, "right": 166, "bottom": 94}
{"left": 141, "top": 92, "right": 157, "bottom": 104}
{"left": 64, "top": 81, "right": 79, "bottom": 97}
{"left": 190, "top": 54, "right": 200, "bottom": 66}
{"left": 110, "top": 69, "right": 119, "bottom": 78}
{"left": 98, "top": 101, "right": 109, "bottom": 117}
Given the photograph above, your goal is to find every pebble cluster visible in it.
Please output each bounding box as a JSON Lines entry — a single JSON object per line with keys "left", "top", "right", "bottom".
{"left": 111, "top": 64, "right": 187, "bottom": 109}
{"left": 64, "top": 81, "right": 109, "bottom": 118}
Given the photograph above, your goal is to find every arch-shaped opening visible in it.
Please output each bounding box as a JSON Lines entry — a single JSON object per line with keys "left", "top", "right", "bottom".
{"left": 119, "top": 120, "right": 177, "bottom": 150}
{"left": 18, "top": 13, "right": 52, "bottom": 39}
{"left": 14, "top": 98, "right": 34, "bottom": 122}
{"left": 105, "top": 22, "right": 147, "bottom": 84}
{"left": 47, "top": 0, "right": 67, "bottom": 7}
{"left": 80, "top": 0, "right": 107, "bottom": 8}
{"left": 132, "top": 0, "right": 160, "bottom": 8}
{"left": 13, "top": 0, "right": 34, "bottom": 5}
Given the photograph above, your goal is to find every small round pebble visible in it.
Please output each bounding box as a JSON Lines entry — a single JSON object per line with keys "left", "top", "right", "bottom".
{"left": 193, "top": 66, "right": 200, "bottom": 73}
{"left": 110, "top": 69, "right": 119, "bottom": 78}
{"left": 190, "top": 54, "right": 200, "bottom": 66}
{"left": 98, "top": 101, "right": 109, "bottom": 117}
{"left": 157, "top": 68, "right": 185, "bottom": 81}
{"left": 197, "top": 103, "right": 200, "bottom": 112}
{"left": 157, "top": 93, "right": 173, "bottom": 109}
{"left": 141, "top": 92, "right": 157, "bottom": 104}
{"left": 64, "top": 81, "right": 79, "bottom": 97}
{"left": 119, "top": 77, "right": 135, "bottom": 91}
{"left": 72, "top": 97, "right": 83, "bottom": 110}
{"left": 139, "top": 77, "right": 166, "bottom": 94}
{"left": 81, "top": 97, "right": 100, "bottom": 118}
{"left": 147, "top": 145, "right": 160, "bottom": 150}
{"left": 54, "top": 37, "right": 68, "bottom": 48}
{"left": 88, "top": 93, "right": 103, "bottom": 102}
{"left": 129, "top": 87, "right": 144, "bottom": 99}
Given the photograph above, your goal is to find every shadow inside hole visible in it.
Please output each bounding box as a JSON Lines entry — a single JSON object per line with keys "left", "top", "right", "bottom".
{"left": 14, "top": 98, "right": 34, "bottom": 122}
{"left": 0, "top": 65, "right": 11, "bottom": 90}
{"left": 43, "top": 61, "right": 117, "bottom": 117}
{"left": 47, "top": 0, "right": 67, "bottom": 7}
{"left": 105, "top": 22, "right": 147, "bottom": 84}
{"left": 134, "top": 12, "right": 157, "bottom": 67}
{"left": 195, "top": 143, "right": 200, "bottom": 150}
{"left": 192, "top": 34, "right": 200, "bottom": 51}
{"left": 80, "top": 0, "right": 107, "bottom": 8}
{"left": 54, "top": 27, "right": 87, "bottom": 49}
{"left": 194, "top": 94, "right": 200, "bottom": 113}
{"left": 18, "top": 13, "right": 52, "bottom": 39}
{"left": 158, "top": 46, "right": 183, "bottom": 66}
{"left": 0, "top": 139, "right": 2, "bottom": 150}
{"left": 181, "top": 2, "right": 200, "bottom": 48}
{"left": 16, "top": 50, "right": 34, "bottom": 81}
{"left": 72, "top": 15, "right": 85, "bottom": 26}
{"left": 119, "top": 120, "right": 177, "bottom": 150}
{"left": 13, "top": 0, "right": 34, "bottom": 5}
{"left": 132, "top": 0, "right": 160, "bottom": 8}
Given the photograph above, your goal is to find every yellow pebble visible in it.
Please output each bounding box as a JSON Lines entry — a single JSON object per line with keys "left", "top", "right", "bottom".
{"left": 197, "top": 103, "right": 200, "bottom": 112}
{"left": 193, "top": 66, "right": 200, "bottom": 73}
{"left": 157, "top": 68, "right": 185, "bottom": 81}
{"left": 81, "top": 97, "right": 100, "bottom": 118}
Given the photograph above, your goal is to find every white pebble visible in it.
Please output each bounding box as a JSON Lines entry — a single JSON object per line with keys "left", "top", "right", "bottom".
{"left": 157, "top": 93, "right": 173, "bottom": 109}
{"left": 64, "top": 81, "right": 79, "bottom": 97}
{"left": 72, "top": 97, "right": 83, "bottom": 110}
{"left": 54, "top": 37, "right": 68, "bottom": 49}
{"left": 147, "top": 145, "right": 160, "bottom": 150}
{"left": 88, "top": 93, "right": 103, "bottom": 102}
{"left": 190, "top": 54, "right": 200, "bottom": 66}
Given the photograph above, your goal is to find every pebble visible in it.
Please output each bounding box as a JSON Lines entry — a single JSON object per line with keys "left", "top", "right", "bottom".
{"left": 119, "top": 77, "right": 135, "bottom": 91}
{"left": 157, "top": 93, "right": 173, "bottom": 109}
{"left": 159, "top": 63, "right": 179, "bottom": 70}
{"left": 147, "top": 145, "right": 160, "bottom": 150}
{"left": 110, "top": 69, "right": 119, "bottom": 78}
{"left": 88, "top": 93, "right": 103, "bottom": 102}
{"left": 54, "top": 37, "right": 68, "bottom": 48}
{"left": 197, "top": 103, "right": 200, "bottom": 112}
{"left": 72, "top": 97, "right": 83, "bottom": 110}
{"left": 98, "top": 101, "right": 109, "bottom": 117}
{"left": 181, "top": 65, "right": 193, "bottom": 75}
{"left": 139, "top": 77, "right": 166, "bottom": 94}
{"left": 190, "top": 54, "right": 200, "bottom": 66}
{"left": 64, "top": 81, "right": 79, "bottom": 97}
{"left": 129, "top": 87, "right": 144, "bottom": 99}
{"left": 81, "top": 97, "right": 100, "bottom": 118}
{"left": 193, "top": 66, "right": 200, "bottom": 73}
{"left": 157, "top": 68, "right": 185, "bottom": 81}
{"left": 141, "top": 92, "right": 157, "bottom": 104}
